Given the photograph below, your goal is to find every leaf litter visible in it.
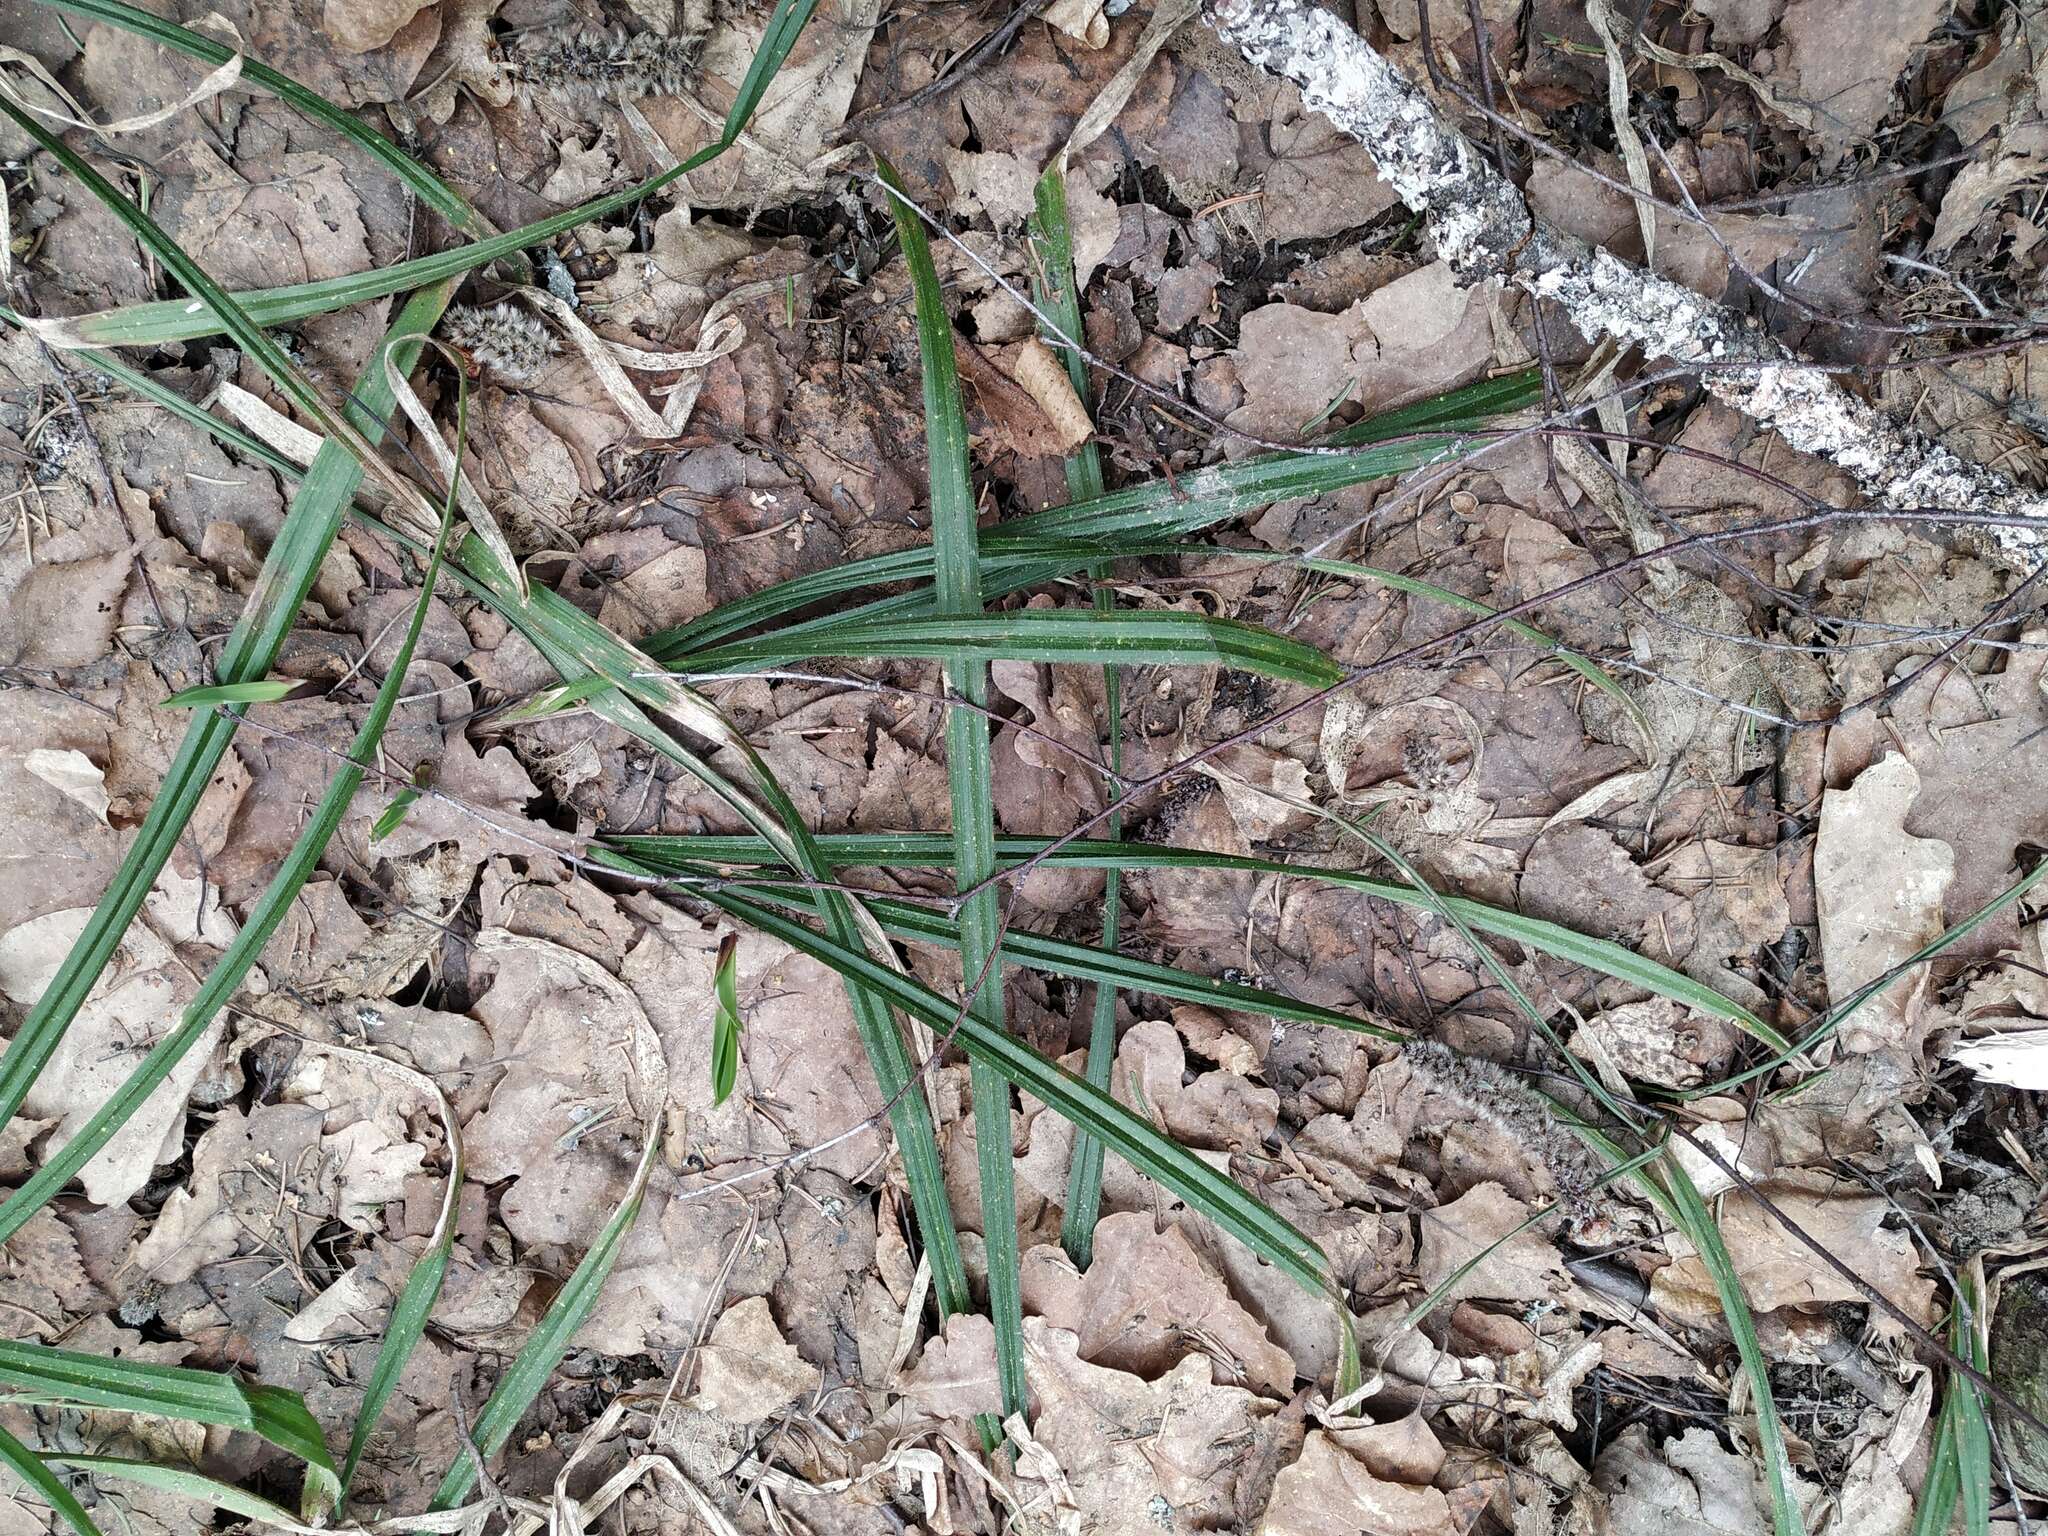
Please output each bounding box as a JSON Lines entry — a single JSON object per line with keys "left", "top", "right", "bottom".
{"left": 4, "top": 0, "right": 2048, "bottom": 1531}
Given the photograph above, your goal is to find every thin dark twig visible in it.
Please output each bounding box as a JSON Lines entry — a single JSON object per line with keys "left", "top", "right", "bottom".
{"left": 847, "top": 0, "right": 1054, "bottom": 129}
{"left": 949, "top": 504, "right": 2048, "bottom": 913}
{"left": 1671, "top": 1124, "right": 2048, "bottom": 1445}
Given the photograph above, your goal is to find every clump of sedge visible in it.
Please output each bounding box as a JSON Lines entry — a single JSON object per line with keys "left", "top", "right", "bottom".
{"left": 1401, "top": 1039, "right": 1619, "bottom": 1237}
{"left": 439, "top": 303, "right": 556, "bottom": 383}
{"left": 516, "top": 24, "right": 707, "bottom": 103}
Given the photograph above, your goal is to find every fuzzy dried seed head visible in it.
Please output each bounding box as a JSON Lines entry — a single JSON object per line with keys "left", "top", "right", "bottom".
{"left": 440, "top": 302, "right": 556, "bottom": 382}
{"left": 516, "top": 25, "right": 707, "bottom": 103}
{"left": 1401, "top": 1039, "right": 1618, "bottom": 1232}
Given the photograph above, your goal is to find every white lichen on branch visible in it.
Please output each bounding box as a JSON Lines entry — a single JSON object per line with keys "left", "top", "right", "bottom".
{"left": 1204, "top": 0, "right": 2046, "bottom": 560}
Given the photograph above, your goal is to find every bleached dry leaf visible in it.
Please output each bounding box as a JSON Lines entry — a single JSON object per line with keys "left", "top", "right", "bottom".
{"left": 1815, "top": 754, "right": 1955, "bottom": 1056}
{"left": 23, "top": 748, "right": 110, "bottom": 824}
{"left": 1596, "top": 1425, "right": 1816, "bottom": 1536}
{"left": 0, "top": 900, "right": 226, "bottom": 1206}
{"left": 695, "top": 1296, "right": 815, "bottom": 1423}
{"left": 1948, "top": 1028, "right": 2048, "bottom": 1089}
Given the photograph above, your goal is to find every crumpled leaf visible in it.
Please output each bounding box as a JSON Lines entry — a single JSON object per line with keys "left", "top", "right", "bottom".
{"left": 1259, "top": 1428, "right": 1455, "bottom": 1536}
{"left": 1021, "top": 1212, "right": 1297, "bottom": 1396}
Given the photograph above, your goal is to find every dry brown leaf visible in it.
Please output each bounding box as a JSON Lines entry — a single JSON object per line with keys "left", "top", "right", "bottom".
{"left": 1814, "top": 754, "right": 1954, "bottom": 1056}
{"left": 1416, "top": 1182, "right": 1574, "bottom": 1310}
{"left": 1006, "top": 338, "right": 1094, "bottom": 453}
{"left": 0, "top": 890, "right": 230, "bottom": 1206}
{"left": 324, "top": 0, "right": 433, "bottom": 52}
{"left": 1022, "top": 1320, "right": 1272, "bottom": 1535}
{"left": 1259, "top": 1429, "right": 1456, "bottom": 1536}
{"left": 694, "top": 1296, "right": 815, "bottom": 1423}
{"left": 1020, "top": 1212, "right": 1296, "bottom": 1395}
{"left": 1650, "top": 1179, "right": 1936, "bottom": 1335}
{"left": 1596, "top": 1425, "right": 1817, "bottom": 1536}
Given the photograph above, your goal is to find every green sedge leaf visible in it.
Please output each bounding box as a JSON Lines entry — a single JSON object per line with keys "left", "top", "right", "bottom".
{"left": 159, "top": 678, "right": 301, "bottom": 708}
{"left": 712, "top": 931, "right": 742, "bottom": 1105}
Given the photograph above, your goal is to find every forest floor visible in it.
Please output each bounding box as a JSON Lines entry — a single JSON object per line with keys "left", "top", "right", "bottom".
{"left": 3, "top": 0, "right": 2048, "bottom": 1531}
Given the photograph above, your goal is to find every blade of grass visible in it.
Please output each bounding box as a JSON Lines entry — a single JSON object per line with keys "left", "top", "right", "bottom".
{"left": 1914, "top": 1395, "right": 1963, "bottom": 1536}
{"left": 1655, "top": 1152, "right": 1806, "bottom": 1536}
{"left": 598, "top": 852, "right": 1403, "bottom": 1041}
{"left": 0, "top": 1426, "right": 104, "bottom": 1536}
{"left": 0, "top": 362, "right": 467, "bottom": 1248}
{"left": 1566, "top": 1126, "right": 1807, "bottom": 1536}
{"left": 35, "top": 0, "right": 511, "bottom": 256}
{"left": 160, "top": 679, "right": 301, "bottom": 707}
{"left": 983, "top": 540, "right": 1655, "bottom": 760}
{"left": 0, "top": 1341, "right": 341, "bottom": 1522}
{"left": 16, "top": 0, "right": 820, "bottom": 351}
{"left": 605, "top": 833, "right": 1787, "bottom": 1050}
{"left": 644, "top": 370, "right": 1542, "bottom": 661}
{"left": 34, "top": 1458, "right": 302, "bottom": 1532}
{"left": 424, "top": 1125, "right": 660, "bottom": 1513}
{"left": 677, "top": 881, "right": 1344, "bottom": 1298}
{"left": 1027, "top": 164, "right": 1121, "bottom": 1271}
{"left": 0, "top": 280, "right": 454, "bottom": 1139}
{"left": 881, "top": 158, "right": 1027, "bottom": 1431}
{"left": 677, "top": 608, "right": 1345, "bottom": 686}
{"left": 339, "top": 1049, "right": 467, "bottom": 1495}
{"left": 1954, "top": 1266, "right": 1992, "bottom": 1536}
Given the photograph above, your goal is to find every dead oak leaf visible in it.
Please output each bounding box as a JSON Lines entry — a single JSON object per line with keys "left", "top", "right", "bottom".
{"left": 1023, "top": 1319, "right": 1272, "bottom": 1536}
{"left": 0, "top": 896, "right": 227, "bottom": 1206}
{"left": 1417, "top": 1182, "right": 1574, "bottom": 1310}
{"left": 1649, "top": 1179, "right": 1936, "bottom": 1338}
{"left": 1259, "top": 1429, "right": 1456, "bottom": 1536}
{"left": 1021, "top": 1212, "right": 1297, "bottom": 1397}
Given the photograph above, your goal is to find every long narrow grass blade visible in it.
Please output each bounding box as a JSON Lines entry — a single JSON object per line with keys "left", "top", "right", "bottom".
{"left": 645, "top": 371, "right": 1542, "bottom": 661}
{"left": 0, "top": 281, "right": 454, "bottom": 1138}
{"left": 425, "top": 1127, "right": 659, "bottom": 1512}
{"left": 1654, "top": 1153, "right": 1806, "bottom": 1536}
{"left": 606, "top": 834, "right": 1787, "bottom": 1049}
{"left": 0, "top": 1426, "right": 104, "bottom": 1536}
{"left": 24, "top": 0, "right": 820, "bottom": 350}
{"left": 978, "top": 540, "right": 1654, "bottom": 759}
{"left": 0, "top": 366, "right": 467, "bottom": 1246}
{"left": 681, "top": 882, "right": 1343, "bottom": 1300}
{"left": 678, "top": 608, "right": 1345, "bottom": 685}
{"left": 35, "top": 0, "right": 507, "bottom": 251}
{"left": 37, "top": 1457, "right": 304, "bottom": 1531}
{"left": 341, "top": 1060, "right": 467, "bottom": 1493}
{"left": 1914, "top": 1393, "right": 1963, "bottom": 1536}
{"left": 0, "top": 1341, "right": 341, "bottom": 1521}
{"left": 1568, "top": 1129, "right": 1805, "bottom": 1536}
{"left": 1028, "top": 164, "right": 1120, "bottom": 1270}
{"left": 598, "top": 856, "right": 1403, "bottom": 1041}
{"left": 882, "top": 158, "right": 1027, "bottom": 1430}
{"left": 1954, "top": 1266, "right": 1992, "bottom": 1536}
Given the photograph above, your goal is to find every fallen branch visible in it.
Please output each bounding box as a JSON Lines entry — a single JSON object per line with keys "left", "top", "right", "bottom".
{"left": 1203, "top": 0, "right": 2046, "bottom": 562}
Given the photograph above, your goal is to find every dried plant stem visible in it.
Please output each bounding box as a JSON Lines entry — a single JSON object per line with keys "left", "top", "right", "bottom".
{"left": 1203, "top": 0, "right": 2048, "bottom": 563}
